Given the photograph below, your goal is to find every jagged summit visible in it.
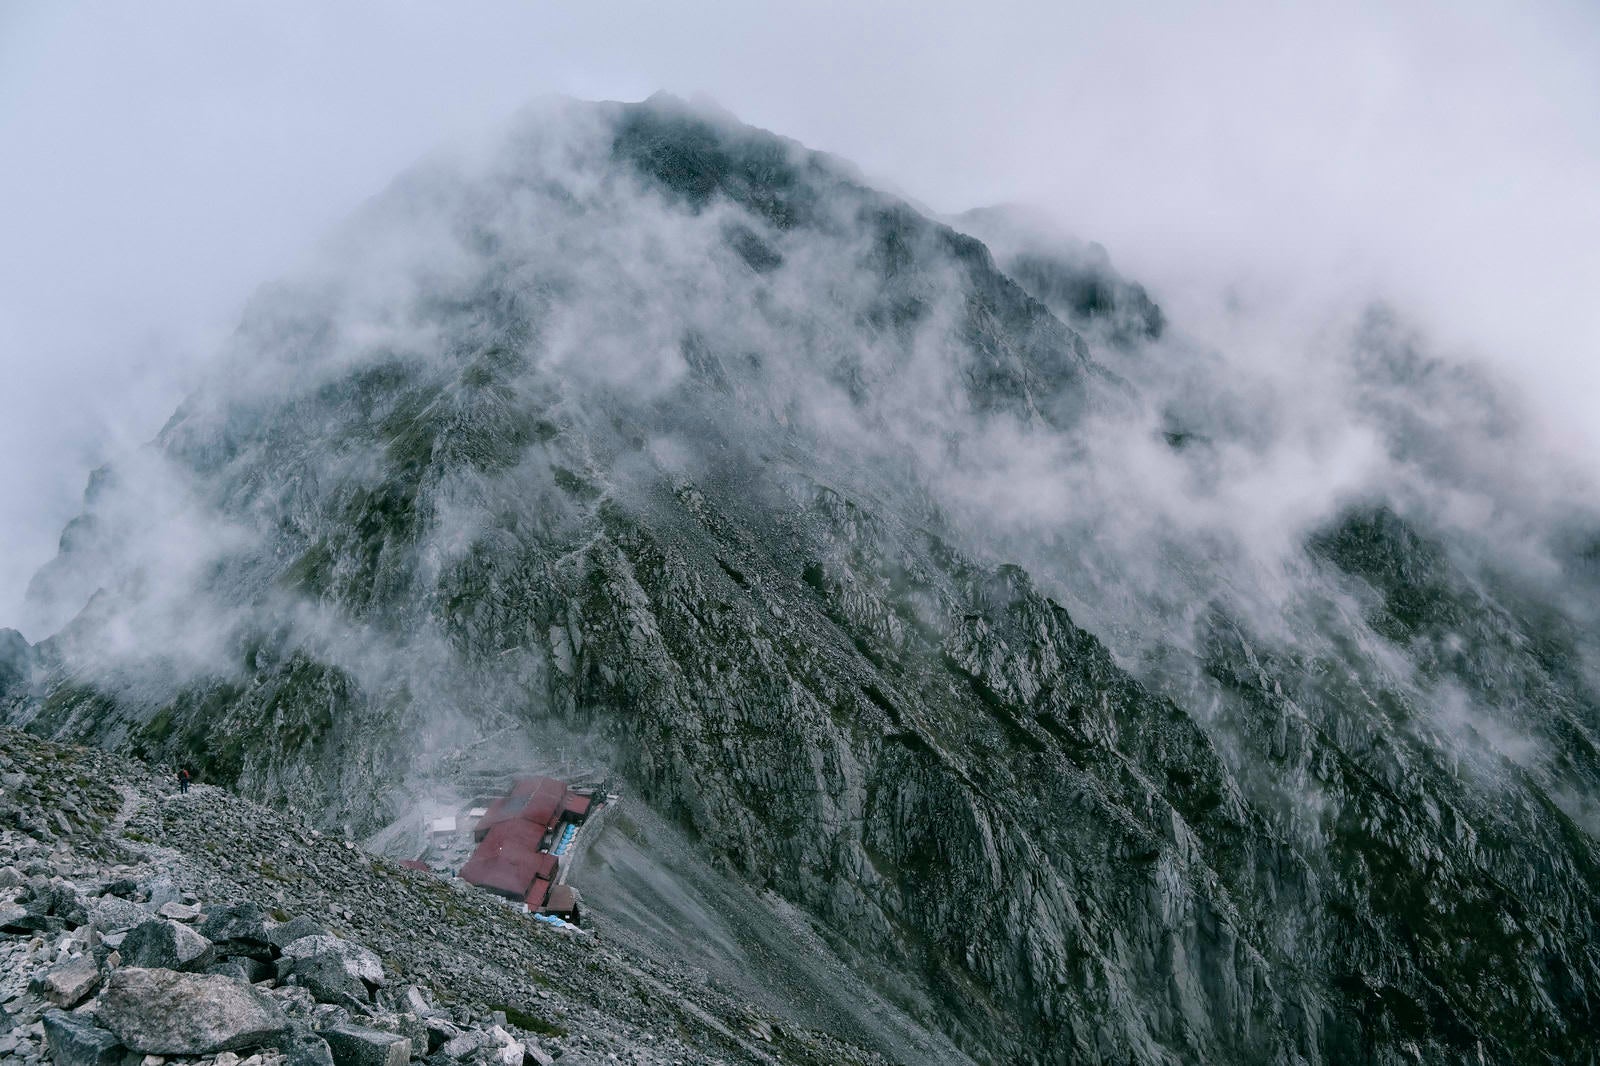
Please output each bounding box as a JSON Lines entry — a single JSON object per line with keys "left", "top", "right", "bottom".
{"left": 5, "top": 96, "right": 1599, "bottom": 1064}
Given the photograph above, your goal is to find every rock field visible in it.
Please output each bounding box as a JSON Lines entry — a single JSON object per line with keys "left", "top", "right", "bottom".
{"left": 0, "top": 727, "right": 886, "bottom": 1066}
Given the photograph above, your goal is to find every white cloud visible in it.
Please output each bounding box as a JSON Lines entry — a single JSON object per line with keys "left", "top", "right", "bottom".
{"left": 2, "top": 0, "right": 1596, "bottom": 631}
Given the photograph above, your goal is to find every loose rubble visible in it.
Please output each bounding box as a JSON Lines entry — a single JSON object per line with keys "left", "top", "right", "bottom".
{"left": 0, "top": 727, "right": 883, "bottom": 1066}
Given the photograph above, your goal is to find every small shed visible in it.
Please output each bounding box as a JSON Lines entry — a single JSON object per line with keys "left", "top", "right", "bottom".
{"left": 539, "top": 884, "right": 582, "bottom": 924}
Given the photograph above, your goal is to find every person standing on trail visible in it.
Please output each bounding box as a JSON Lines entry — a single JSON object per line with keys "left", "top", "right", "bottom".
{"left": 177, "top": 767, "right": 191, "bottom": 794}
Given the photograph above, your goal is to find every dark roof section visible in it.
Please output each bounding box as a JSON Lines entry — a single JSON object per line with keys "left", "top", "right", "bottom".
{"left": 542, "top": 884, "right": 580, "bottom": 915}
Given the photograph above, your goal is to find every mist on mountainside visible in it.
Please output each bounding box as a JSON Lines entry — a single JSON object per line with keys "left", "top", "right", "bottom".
{"left": 4, "top": 95, "right": 1598, "bottom": 1064}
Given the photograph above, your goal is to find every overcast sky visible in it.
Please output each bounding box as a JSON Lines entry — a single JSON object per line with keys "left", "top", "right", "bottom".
{"left": 2, "top": 1, "right": 1597, "bottom": 632}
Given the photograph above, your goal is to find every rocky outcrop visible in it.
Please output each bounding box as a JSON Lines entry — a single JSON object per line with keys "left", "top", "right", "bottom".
{"left": 0, "top": 629, "right": 30, "bottom": 701}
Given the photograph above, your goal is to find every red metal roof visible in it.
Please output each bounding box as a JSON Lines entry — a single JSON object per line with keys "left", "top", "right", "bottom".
{"left": 461, "top": 820, "right": 552, "bottom": 898}
{"left": 561, "top": 792, "right": 592, "bottom": 819}
{"left": 518, "top": 777, "right": 568, "bottom": 829}
{"left": 473, "top": 792, "right": 531, "bottom": 841}
{"left": 525, "top": 877, "right": 550, "bottom": 908}
{"left": 541, "top": 884, "right": 579, "bottom": 915}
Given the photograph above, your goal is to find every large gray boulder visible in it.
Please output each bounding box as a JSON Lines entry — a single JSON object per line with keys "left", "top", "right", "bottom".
{"left": 265, "top": 914, "right": 326, "bottom": 948}
{"left": 283, "top": 934, "right": 386, "bottom": 1003}
{"left": 29, "top": 953, "right": 101, "bottom": 1007}
{"left": 199, "top": 901, "right": 275, "bottom": 959}
{"left": 84, "top": 893, "right": 150, "bottom": 934}
{"left": 42, "top": 1010, "right": 122, "bottom": 1066}
{"left": 320, "top": 1022, "right": 410, "bottom": 1066}
{"left": 119, "top": 918, "right": 215, "bottom": 971}
{"left": 279, "top": 1022, "right": 336, "bottom": 1066}
{"left": 292, "top": 952, "right": 369, "bottom": 1005}
{"left": 97, "top": 967, "right": 290, "bottom": 1054}
{"left": 281, "top": 935, "right": 385, "bottom": 985}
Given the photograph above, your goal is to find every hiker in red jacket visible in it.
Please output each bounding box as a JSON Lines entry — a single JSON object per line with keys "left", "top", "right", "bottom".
{"left": 177, "top": 767, "right": 192, "bottom": 794}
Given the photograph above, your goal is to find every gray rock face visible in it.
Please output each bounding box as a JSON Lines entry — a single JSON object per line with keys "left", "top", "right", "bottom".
{"left": 28, "top": 953, "right": 100, "bottom": 1007}
{"left": 119, "top": 917, "right": 215, "bottom": 971}
{"left": 320, "top": 1022, "right": 410, "bottom": 1066}
{"left": 42, "top": 1010, "right": 122, "bottom": 1066}
{"left": 0, "top": 628, "right": 31, "bottom": 701}
{"left": 97, "top": 967, "right": 290, "bottom": 1054}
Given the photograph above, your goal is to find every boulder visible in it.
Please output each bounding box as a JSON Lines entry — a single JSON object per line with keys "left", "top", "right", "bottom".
{"left": 158, "top": 901, "right": 201, "bottom": 922}
{"left": 29, "top": 953, "right": 102, "bottom": 1007}
{"left": 368, "top": 1011, "right": 427, "bottom": 1057}
{"left": 422, "top": 1016, "right": 461, "bottom": 1054}
{"left": 42, "top": 1010, "right": 123, "bottom": 1066}
{"left": 207, "top": 956, "right": 273, "bottom": 983}
{"left": 200, "top": 902, "right": 275, "bottom": 959}
{"left": 0, "top": 899, "right": 53, "bottom": 933}
{"left": 283, "top": 934, "right": 386, "bottom": 1003}
{"left": 265, "top": 915, "right": 326, "bottom": 948}
{"left": 97, "top": 967, "right": 290, "bottom": 1054}
{"left": 399, "top": 985, "right": 433, "bottom": 1017}
{"left": 99, "top": 878, "right": 138, "bottom": 899}
{"left": 320, "top": 1022, "right": 409, "bottom": 1066}
{"left": 439, "top": 1029, "right": 489, "bottom": 1060}
{"left": 85, "top": 894, "right": 150, "bottom": 934}
{"left": 293, "top": 952, "right": 369, "bottom": 1005}
{"left": 278, "top": 1022, "right": 335, "bottom": 1066}
{"left": 120, "top": 918, "right": 215, "bottom": 971}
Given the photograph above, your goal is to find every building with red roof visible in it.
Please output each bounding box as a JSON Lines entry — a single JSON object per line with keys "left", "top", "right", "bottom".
{"left": 461, "top": 819, "right": 553, "bottom": 898}
{"left": 461, "top": 776, "right": 591, "bottom": 905}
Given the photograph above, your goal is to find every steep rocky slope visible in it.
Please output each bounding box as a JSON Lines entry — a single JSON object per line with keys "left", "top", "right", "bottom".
{"left": 4, "top": 95, "right": 1599, "bottom": 1064}
{"left": 0, "top": 726, "right": 888, "bottom": 1065}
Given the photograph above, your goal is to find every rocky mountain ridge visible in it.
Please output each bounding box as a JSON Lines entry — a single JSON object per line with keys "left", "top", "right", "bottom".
{"left": 3, "top": 95, "right": 1599, "bottom": 1064}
